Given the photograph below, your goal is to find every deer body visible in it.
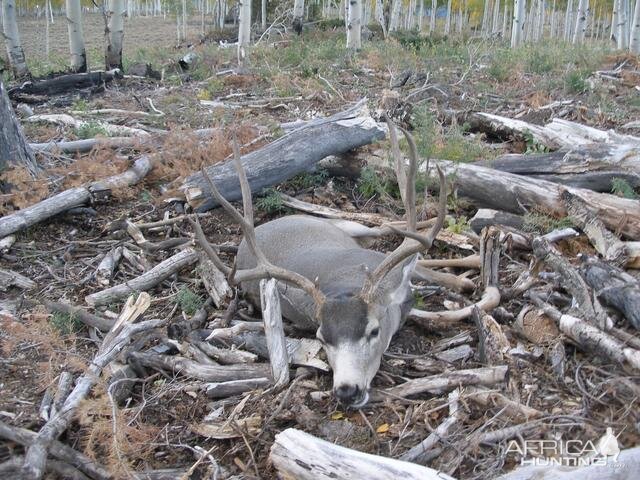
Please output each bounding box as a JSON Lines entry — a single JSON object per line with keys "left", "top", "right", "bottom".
{"left": 237, "top": 215, "right": 414, "bottom": 407}
{"left": 195, "top": 119, "right": 446, "bottom": 409}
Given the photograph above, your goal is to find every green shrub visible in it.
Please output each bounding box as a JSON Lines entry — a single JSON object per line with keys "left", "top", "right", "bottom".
{"left": 565, "top": 70, "right": 588, "bottom": 94}
{"left": 611, "top": 178, "right": 638, "bottom": 199}
{"left": 75, "top": 121, "right": 109, "bottom": 139}
{"left": 50, "top": 312, "right": 83, "bottom": 335}
{"left": 177, "top": 287, "right": 203, "bottom": 315}
{"left": 523, "top": 210, "right": 574, "bottom": 234}
{"left": 256, "top": 188, "right": 285, "bottom": 214}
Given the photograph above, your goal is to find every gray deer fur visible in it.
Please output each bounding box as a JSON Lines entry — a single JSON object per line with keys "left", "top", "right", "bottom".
{"left": 237, "top": 215, "right": 415, "bottom": 407}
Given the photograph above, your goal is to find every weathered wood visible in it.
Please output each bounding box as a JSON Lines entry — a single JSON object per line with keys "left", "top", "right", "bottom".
{"left": 463, "top": 112, "right": 640, "bottom": 150}
{"left": 0, "top": 154, "right": 154, "bottom": 239}
{"left": 564, "top": 191, "right": 628, "bottom": 266}
{"left": 0, "top": 79, "right": 39, "bottom": 175}
{"left": 429, "top": 159, "right": 640, "bottom": 240}
{"left": 400, "top": 388, "right": 461, "bottom": 463}
{"left": 85, "top": 248, "right": 199, "bottom": 306}
{"left": 484, "top": 142, "right": 640, "bottom": 191}
{"left": 198, "top": 253, "right": 232, "bottom": 308}
{"left": 21, "top": 294, "right": 157, "bottom": 480}
{"left": 465, "top": 386, "right": 542, "bottom": 420}
{"left": 42, "top": 300, "right": 114, "bottom": 331}
{"left": 260, "top": 279, "right": 290, "bottom": 388}
{"left": 8, "top": 69, "right": 121, "bottom": 97}
{"left": 26, "top": 113, "right": 149, "bottom": 137}
{"left": 533, "top": 237, "right": 613, "bottom": 330}
{"left": 205, "top": 378, "right": 271, "bottom": 398}
{"left": 182, "top": 100, "right": 386, "bottom": 211}
{"left": 469, "top": 209, "right": 525, "bottom": 233}
{"left": 373, "top": 365, "right": 508, "bottom": 400}
{"left": 580, "top": 258, "right": 640, "bottom": 329}
{"left": 530, "top": 295, "right": 640, "bottom": 371}
{"left": 95, "top": 246, "right": 123, "bottom": 286}
{"left": 0, "top": 267, "right": 36, "bottom": 291}
{"left": 270, "top": 428, "right": 456, "bottom": 480}
{"left": 128, "top": 351, "right": 272, "bottom": 381}
{"left": 0, "top": 421, "right": 111, "bottom": 480}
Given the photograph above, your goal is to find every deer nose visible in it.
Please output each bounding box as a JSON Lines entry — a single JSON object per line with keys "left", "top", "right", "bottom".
{"left": 334, "top": 384, "right": 361, "bottom": 405}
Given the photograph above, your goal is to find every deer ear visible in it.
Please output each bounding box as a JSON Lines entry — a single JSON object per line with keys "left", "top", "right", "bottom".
{"left": 387, "top": 255, "right": 417, "bottom": 306}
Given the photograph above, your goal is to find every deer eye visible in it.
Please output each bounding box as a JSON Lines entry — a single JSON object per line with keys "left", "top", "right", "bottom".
{"left": 369, "top": 327, "right": 380, "bottom": 339}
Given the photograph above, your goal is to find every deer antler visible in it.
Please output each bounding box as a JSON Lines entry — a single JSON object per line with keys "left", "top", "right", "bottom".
{"left": 361, "top": 118, "right": 447, "bottom": 302}
{"left": 197, "top": 135, "right": 326, "bottom": 310}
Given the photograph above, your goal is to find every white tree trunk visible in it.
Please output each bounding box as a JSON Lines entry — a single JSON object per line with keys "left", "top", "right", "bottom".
{"left": 237, "top": 0, "right": 251, "bottom": 64}
{"left": 492, "top": 0, "right": 501, "bottom": 34}
{"left": 444, "top": 0, "right": 452, "bottom": 33}
{"left": 261, "top": 0, "right": 266, "bottom": 30}
{"left": 181, "top": 0, "right": 187, "bottom": 41}
{"left": 65, "top": 0, "right": 87, "bottom": 72}
{"left": 430, "top": 0, "right": 437, "bottom": 32}
{"left": 293, "top": 0, "right": 305, "bottom": 33}
{"left": 618, "top": 0, "right": 629, "bottom": 48}
{"left": 502, "top": 2, "right": 510, "bottom": 36}
{"left": 389, "top": 0, "right": 401, "bottom": 31}
{"left": 481, "top": 0, "right": 491, "bottom": 36}
{"left": 630, "top": 0, "right": 640, "bottom": 52}
{"left": 105, "top": 0, "right": 125, "bottom": 70}
{"left": 2, "top": 0, "right": 30, "bottom": 78}
{"left": 346, "top": 0, "right": 362, "bottom": 48}
{"left": 45, "top": 0, "right": 51, "bottom": 59}
{"left": 375, "top": 0, "right": 387, "bottom": 37}
{"left": 511, "top": 0, "right": 526, "bottom": 47}
{"left": 573, "top": 0, "right": 588, "bottom": 43}
{"left": 564, "top": 0, "right": 574, "bottom": 40}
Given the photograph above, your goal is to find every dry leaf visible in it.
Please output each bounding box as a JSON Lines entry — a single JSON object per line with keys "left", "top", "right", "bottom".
{"left": 376, "top": 423, "right": 390, "bottom": 434}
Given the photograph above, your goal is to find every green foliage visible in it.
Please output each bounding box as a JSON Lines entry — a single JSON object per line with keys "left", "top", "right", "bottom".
{"left": 523, "top": 131, "right": 549, "bottom": 154}
{"left": 412, "top": 105, "right": 494, "bottom": 162}
{"left": 565, "top": 69, "right": 589, "bottom": 93}
{"left": 523, "top": 210, "right": 575, "bottom": 235}
{"left": 316, "top": 18, "right": 346, "bottom": 30}
{"left": 390, "top": 31, "right": 445, "bottom": 51}
{"left": 525, "top": 49, "right": 555, "bottom": 74}
{"left": 50, "top": 312, "right": 83, "bottom": 335}
{"left": 358, "top": 166, "right": 386, "bottom": 198}
{"left": 72, "top": 98, "right": 89, "bottom": 112}
{"left": 256, "top": 188, "right": 285, "bottom": 214}
{"left": 446, "top": 215, "right": 470, "bottom": 234}
{"left": 75, "top": 121, "right": 109, "bottom": 139}
{"left": 177, "top": 287, "right": 203, "bottom": 315}
{"left": 288, "top": 169, "right": 330, "bottom": 190}
{"left": 611, "top": 178, "right": 638, "bottom": 199}
{"left": 197, "top": 77, "right": 225, "bottom": 100}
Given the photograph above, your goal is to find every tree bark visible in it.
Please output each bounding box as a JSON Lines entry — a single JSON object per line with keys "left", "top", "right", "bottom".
{"left": 630, "top": 0, "right": 640, "bottom": 53}
{"left": 346, "top": 0, "right": 362, "bottom": 49}
{"left": 293, "top": 0, "right": 305, "bottom": 34}
{"left": 237, "top": 0, "right": 251, "bottom": 64}
{"left": 483, "top": 142, "right": 640, "bottom": 192}
{"left": 182, "top": 100, "right": 386, "bottom": 211}
{"left": 511, "top": 0, "right": 527, "bottom": 47}
{"left": 8, "top": 69, "right": 121, "bottom": 97}
{"left": 105, "top": 0, "right": 125, "bottom": 71}
{"left": 0, "top": 80, "right": 39, "bottom": 176}
{"left": 428, "top": 159, "right": 640, "bottom": 240}
{"left": 572, "top": 0, "right": 589, "bottom": 43}
{"left": 65, "top": 0, "right": 87, "bottom": 72}
{"left": 2, "top": 0, "right": 30, "bottom": 78}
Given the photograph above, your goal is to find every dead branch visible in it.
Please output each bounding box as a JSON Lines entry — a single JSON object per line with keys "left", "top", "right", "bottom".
{"left": 85, "top": 248, "right": 198, "bottom": 306}
{"left": 260, "top": 278, "right": 290, "bottom": 389}
{"left": 21, "top": 294, "right": 158, "bottom": 479}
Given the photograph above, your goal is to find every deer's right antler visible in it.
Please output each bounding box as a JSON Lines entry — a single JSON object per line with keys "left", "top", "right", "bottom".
{"left": 196, "top": 135, "right": 327, "bottom": 310}
{"left": 360, "top": 118, "right": 447, "bottom": 303}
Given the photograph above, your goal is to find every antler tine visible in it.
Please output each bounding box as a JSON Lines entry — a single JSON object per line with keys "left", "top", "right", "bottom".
{"left": 199, "top": 137, "right": 326, "bottom": 309}
{"left": 360, "top": 124, "right": 447, "bottom": 302}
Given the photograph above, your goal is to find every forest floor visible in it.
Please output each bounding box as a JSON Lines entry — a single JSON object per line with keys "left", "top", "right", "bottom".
{"left": 1, "top": 14, "right": 640, "bottom": 480}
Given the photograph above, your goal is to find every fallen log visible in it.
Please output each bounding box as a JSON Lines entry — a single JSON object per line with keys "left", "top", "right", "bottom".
{"left": 462, "top": 112, "right": 640, "bottom": 150}
{"left": 0, "top": 267, "right": 36, "bottom": 291}
{"left": 428, "top": 159, "right": 640, "bottom": 240}
{"left": 182, "top": 99, "right": 386, "bottom": 211}
{"left": 579, "top": 258, "right": 640, "bottom": 329}
{"left": 270, "top": 428, "right": 456, "bottom": 480}
{"left": 26, "top": 114, "right": 150, "bottom": 137}
{"left": 8, "top": 69, "right": 121, "bottom": 97}
{"left": 0, "top": 154, "right": 154, "bottom": 239}
{"left": 484, "top": 143, "right": 640, "bottom": 192}
{"left": 85, "top": 248, "right": 198, "bottom": 306}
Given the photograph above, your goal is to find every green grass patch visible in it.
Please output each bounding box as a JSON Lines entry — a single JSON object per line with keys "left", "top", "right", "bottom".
{"left": 50, "top": 312, "right": 83, "bottom": 335}
{"left": 177, "top": 287, "right": 203, "bottom": 315}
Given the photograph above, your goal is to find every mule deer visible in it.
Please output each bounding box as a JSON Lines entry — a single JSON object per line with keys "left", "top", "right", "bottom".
{"left": 195, "top": 119, "right": 447, "bottom": 408}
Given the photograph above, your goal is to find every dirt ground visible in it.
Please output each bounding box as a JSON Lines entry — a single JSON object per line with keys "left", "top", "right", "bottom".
{"left": 1, "top": 15, "right": 640, "bottom": 480}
